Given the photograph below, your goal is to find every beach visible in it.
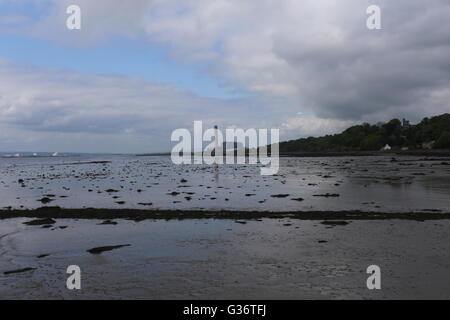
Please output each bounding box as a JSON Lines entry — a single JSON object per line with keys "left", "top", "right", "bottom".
{"left": 1, "top": 217, "right": 450, "bottom": 299}
{"left": 1, "top": 154, "right": 449, "bottom": 212}
{"left": 1, "top": 154, "right": 450, "bottom": 299}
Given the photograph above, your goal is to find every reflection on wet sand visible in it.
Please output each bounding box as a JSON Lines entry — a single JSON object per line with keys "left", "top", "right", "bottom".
{"left": 1, "top": 218, "right": 449, "bottom": 299}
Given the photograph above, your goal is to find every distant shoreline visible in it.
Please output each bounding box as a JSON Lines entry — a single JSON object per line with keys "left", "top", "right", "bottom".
{"left": 278, "top": 149, "right": 450, "bottom": 157}
{"left": 2, "top": 150, "right": 448, "bottom": 158}
{"left": 134, "top": 150, "right": 450, "bottom": 158}
{"left": 1, "top": 207, "right": 449, "bottom": 221}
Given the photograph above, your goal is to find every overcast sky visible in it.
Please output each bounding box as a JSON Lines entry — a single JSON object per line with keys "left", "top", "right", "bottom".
{"left": 1, "top": 0, "right": 449, "bottom": 153}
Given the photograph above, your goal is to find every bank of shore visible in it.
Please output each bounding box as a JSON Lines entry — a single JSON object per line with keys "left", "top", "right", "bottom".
{"left": 1, "top": 206, "right": 450, "bottom": 221}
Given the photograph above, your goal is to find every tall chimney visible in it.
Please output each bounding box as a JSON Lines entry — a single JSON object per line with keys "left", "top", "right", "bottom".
{"left": 214, "top": 125, "right": 219, "bottom": 151}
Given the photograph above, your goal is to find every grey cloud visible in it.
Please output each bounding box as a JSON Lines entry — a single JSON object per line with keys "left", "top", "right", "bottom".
{"left": 3, "top": 0, "right": 450, "bottom": 150}
{"left": 0, "top": 59, "right": 291, "bottom": 152}
{"left": 269, "top": 0, "right": 450, "bottom": 122}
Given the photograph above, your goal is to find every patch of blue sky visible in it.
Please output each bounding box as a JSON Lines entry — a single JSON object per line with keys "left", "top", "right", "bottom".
{"left": 0, "top": 32, "right": 245, "bottom": 99}
{"left": 0, "top": 0, "right": 52, "bottom": 21}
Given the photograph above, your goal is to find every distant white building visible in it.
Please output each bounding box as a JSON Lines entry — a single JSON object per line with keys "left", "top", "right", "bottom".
{"left": 421, "top": 141, "right": 435, "bottom": 150}
{"left": 381, "top": 144, "right": 391, "bottom": 151}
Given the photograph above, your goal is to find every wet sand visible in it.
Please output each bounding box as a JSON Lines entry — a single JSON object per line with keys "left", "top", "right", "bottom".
{"left": 1, "top": 217, "right": 449, "bottom": 299}
{"left": 1, "top": 155, "right": 450, "bottom": 212}
{"left": 1, "top": 155, "right": 449, "bottom": 299}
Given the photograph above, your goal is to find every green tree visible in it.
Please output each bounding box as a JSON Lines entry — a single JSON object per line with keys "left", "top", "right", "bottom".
{"left": 434, "top": 131, "right": 450, "bottom": 149}
{"left": 360, "top": 133, "right": 384, "bottom": 151}
{"left": 277, "top": 113, "right": 450, "bottom": 153}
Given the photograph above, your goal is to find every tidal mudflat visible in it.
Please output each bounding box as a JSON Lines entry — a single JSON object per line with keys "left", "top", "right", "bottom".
{"left": 1, "top": 154, "right": 449, "bottom": 212}
{"left": 1, "top": 154, "right": 450, "bottom": 299}
{"left": 1, "top": 218, "right": 450, "bottom": 299}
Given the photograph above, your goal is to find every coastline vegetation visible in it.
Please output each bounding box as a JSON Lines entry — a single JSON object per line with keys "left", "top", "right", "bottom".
{"left": 279, "top": 113, "right": 450, "bottom": 153}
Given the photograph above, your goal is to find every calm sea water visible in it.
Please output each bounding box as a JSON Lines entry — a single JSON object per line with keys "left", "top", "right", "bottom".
{"left": 1, "top": 154, "right": 449, "bottom": 212}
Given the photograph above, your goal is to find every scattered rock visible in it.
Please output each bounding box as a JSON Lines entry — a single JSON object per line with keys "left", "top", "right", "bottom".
{"left": 271, "top": 194, "right": 290, "bottom": 198}
{"left": 38, "top": 197, "right": 53, "bottom": 204}
{"left": 98, "top": 220, "right": 117, "bottom": 225}
{"left": 313, "top": 193, "right": 340, "bottom": 197}
{"left": 87, "top": 244, "right": 131, "bottom": 254}
{"left": 422, "top": 209, "right": 442, "bottom": 212}
{"left": 321, "top": 220, "right": 349, "bottom": 226}
{"left": 24, "top": 218, "right": 56, "bottom": 226}
{"left": 4, "top": 267, "right": 36, "bottom": 275}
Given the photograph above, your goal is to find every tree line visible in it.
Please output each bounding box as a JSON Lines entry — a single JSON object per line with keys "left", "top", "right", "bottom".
{"left": 279, "top": 113, "right": 450, "bottom": 153}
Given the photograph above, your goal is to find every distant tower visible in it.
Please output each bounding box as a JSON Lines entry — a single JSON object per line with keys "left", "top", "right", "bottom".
{"left": 214, "top": 125, "right": 219, "bottom": 153}
{"left": 213, "top": 125, "right": 219, "bottom": 182}
{"left": 402, "top": 118, "right": 410, "bottom": 128}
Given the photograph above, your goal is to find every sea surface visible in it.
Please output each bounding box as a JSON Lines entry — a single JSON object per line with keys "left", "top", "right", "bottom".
{"left": 1, "top": 154, "right": 449, "bottom": 212}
